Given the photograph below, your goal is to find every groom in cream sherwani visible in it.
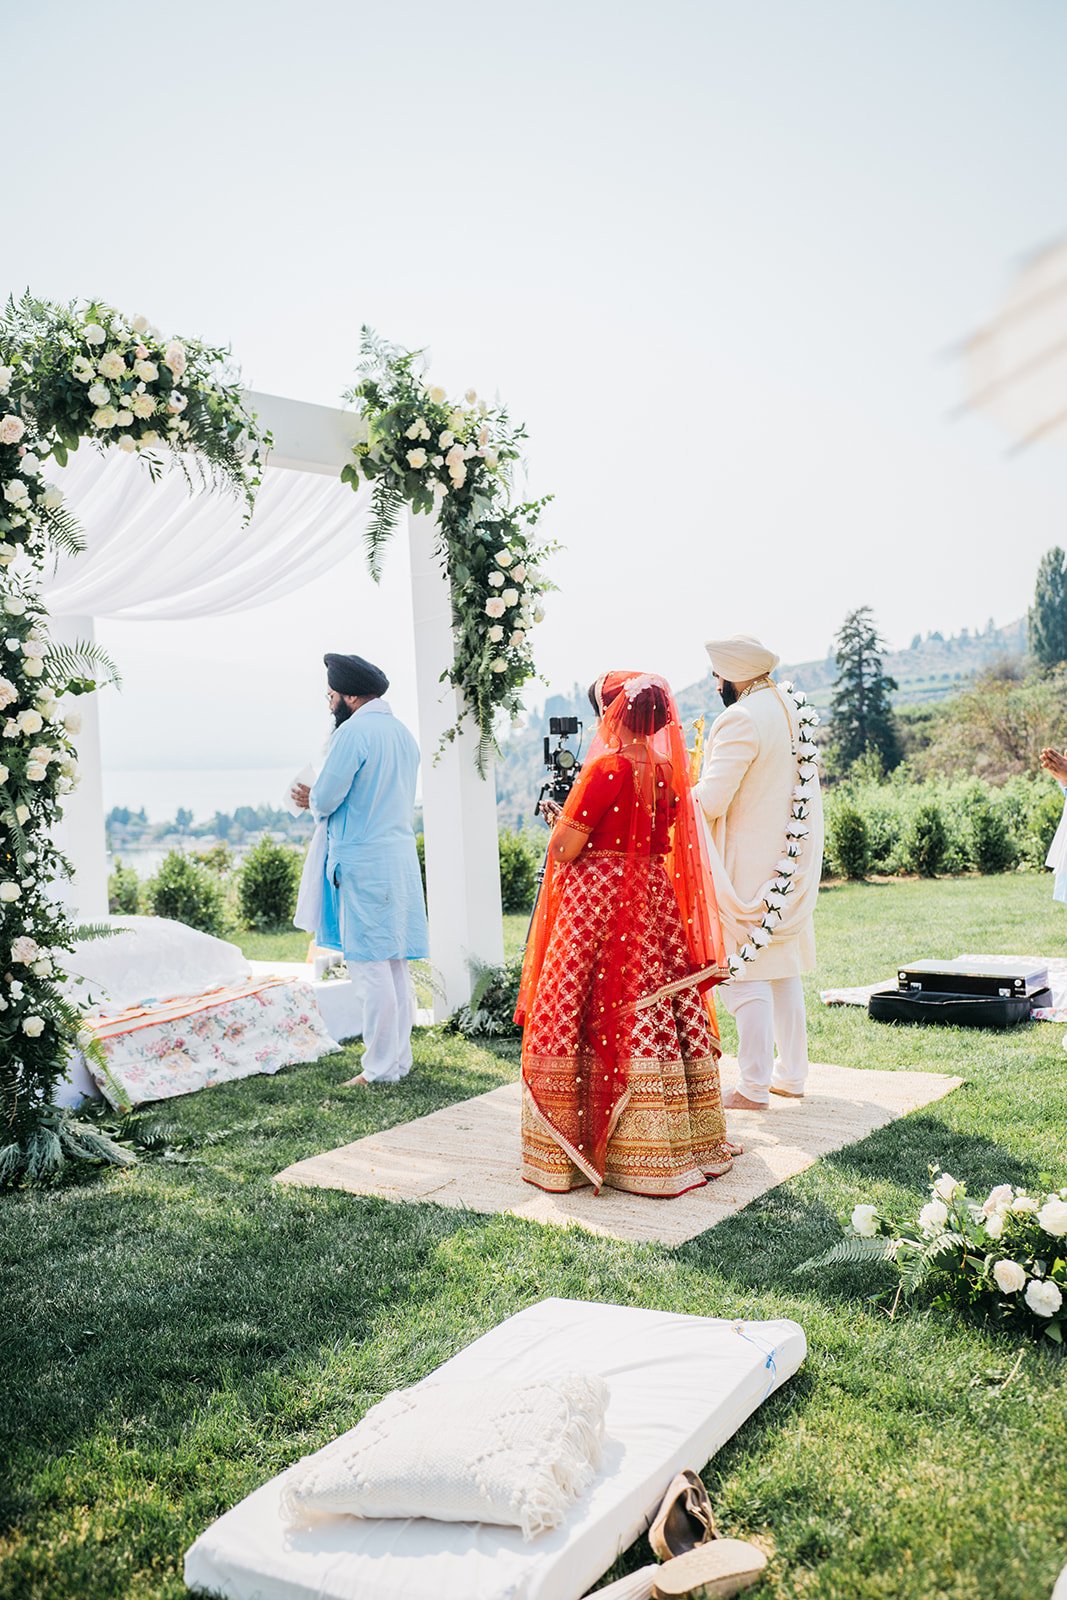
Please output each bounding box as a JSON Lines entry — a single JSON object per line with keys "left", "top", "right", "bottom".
{"left": 694, "top": 634, "right": 824, "bottom": 1110}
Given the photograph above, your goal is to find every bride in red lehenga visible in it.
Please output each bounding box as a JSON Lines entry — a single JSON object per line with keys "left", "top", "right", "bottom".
{"left": 515, "top": 671, "right": 738, "bottom": 1197}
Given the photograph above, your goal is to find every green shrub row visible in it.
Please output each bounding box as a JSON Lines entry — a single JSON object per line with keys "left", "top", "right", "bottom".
{"left": 824, "top": 774, "right": 1064, "bottom": 880}
{"left": 109, "top": 837, "right": 305, "bottom": 937}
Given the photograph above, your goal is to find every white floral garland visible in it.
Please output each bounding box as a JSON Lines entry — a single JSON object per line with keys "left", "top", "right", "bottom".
{"left": 726, "top": 680, "right": 821, "bottom": 978}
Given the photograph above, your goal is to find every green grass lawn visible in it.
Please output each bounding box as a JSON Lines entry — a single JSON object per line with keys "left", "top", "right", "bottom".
{"left": 3, "top": 874, "right": 1066, "bottom": 1599}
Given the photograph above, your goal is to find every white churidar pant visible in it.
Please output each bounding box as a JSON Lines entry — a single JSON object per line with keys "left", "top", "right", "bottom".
{"left": 719, "top": 976, "right": 809, "bottom": 1104}
{"left": 347, "top": 959, "right": 414, "bottom": 1083}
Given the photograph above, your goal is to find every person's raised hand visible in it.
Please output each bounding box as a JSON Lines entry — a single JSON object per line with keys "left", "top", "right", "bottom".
{"left": 539, "top": 798, "right": 564, "bottom": 827}
{"left": 292, "top": 782, "right": 311, "bottom": 810}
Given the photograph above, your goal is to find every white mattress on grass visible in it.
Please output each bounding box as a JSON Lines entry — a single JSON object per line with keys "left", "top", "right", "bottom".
{"left": 184, "top": 1295, "right": 805, "bottom": 1600}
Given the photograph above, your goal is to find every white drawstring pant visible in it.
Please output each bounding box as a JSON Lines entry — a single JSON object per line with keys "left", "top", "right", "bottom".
{"left": 346, "top": 959, "right": 414, "bottom": 1083}
{"left": 718, "top": 976, "right": 809, "bottom": 1105}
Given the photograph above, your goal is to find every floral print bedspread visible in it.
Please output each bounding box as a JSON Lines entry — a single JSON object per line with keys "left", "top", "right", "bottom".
{"left": 82, "top": 978, "right": 341, "bottom": 1111}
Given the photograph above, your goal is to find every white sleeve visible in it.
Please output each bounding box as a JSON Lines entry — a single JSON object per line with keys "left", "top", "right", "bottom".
{"left": 693, "top": 707, "right": 759, "bottom": 822}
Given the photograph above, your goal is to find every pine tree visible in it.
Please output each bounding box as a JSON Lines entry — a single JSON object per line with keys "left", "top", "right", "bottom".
{"left": 1028, "top": 547, "right": 1067, "bottom": 669}
{"left": 829, "top": 606, "right": 901, "bottom": 772}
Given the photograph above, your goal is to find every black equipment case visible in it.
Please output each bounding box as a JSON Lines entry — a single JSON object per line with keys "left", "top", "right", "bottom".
{"left": 869, "top": 957, "right": 1051, "bottom": 1030}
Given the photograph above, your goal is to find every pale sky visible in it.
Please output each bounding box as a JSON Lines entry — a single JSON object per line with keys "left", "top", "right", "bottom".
{"left": 5, "top": 0, "right": 1067, "bottom": 792}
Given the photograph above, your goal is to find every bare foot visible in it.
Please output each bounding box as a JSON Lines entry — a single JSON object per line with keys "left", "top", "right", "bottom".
{"left": 769, "top": 1085, "right": 805, "bottom": 1099}
{"left": 342, "top": 1074, "right": 371, "bottom": 1088}
{"left": 722, "top": 1089, "right": 768, "bottom": 1111}
{"left": 724, "top": 1139, "right": 745, "bottom": 1156}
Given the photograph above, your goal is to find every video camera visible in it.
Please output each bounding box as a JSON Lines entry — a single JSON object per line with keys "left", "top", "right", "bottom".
{"left": 535, "top": 716, "right": 583, "bottom": 816}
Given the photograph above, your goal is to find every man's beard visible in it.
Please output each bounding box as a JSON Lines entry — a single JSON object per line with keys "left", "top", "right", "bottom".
{"left": 333, "top": 700, "right": 353, "bottom": 728}
{"left": 719, "top": 680, "right": 740, "bottom": 707}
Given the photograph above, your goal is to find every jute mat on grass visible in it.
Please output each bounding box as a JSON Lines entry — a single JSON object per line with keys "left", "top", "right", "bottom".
{"left": 274, "top": 1057, "right": 963, "bottom": 1247}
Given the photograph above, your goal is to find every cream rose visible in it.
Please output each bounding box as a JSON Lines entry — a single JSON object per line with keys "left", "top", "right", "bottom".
{"left": 131, "top": 393, "right": 156, "bottom": 419}
{"left": 115, "top": 409, "right": 134, "bottom": 428}
{"left": 98, "top": 351, "right": 125, "bottom": 380}
{"left": 488, "top": 571, "right": 505, "bottom": 588}
{"left": 491, "top": 658, "right": 508, "bottom": 673}
{"left": 0, "top": 763, "right": 7, "bottom": 784}
{"left": 42, "top": 484, "right": 64, "bottom": 510}
{"left": 26, "top": 761, "right": 47, "bottom": 781}
{"left": 933, "top": 1173, "right": 960, "bottom": 1202}
{"left": 92, "top": 406, "right": 119, "bottom": 430}
{"left": 0, "top": 365, "right": 11, "bottom": 393}
{"left": 164, "top": 341, "right": 187, "bottom": 377}
{"left": 982, "top": 1184, "right": 1013, "bottom": 1215}
{"left": 22, "top": 1015, "right": 45, "bottom": 1037}
{"left": 501, "top": 588, "right": 519, "bottom": 607}
{"left": 0, "top": 414, "right": 26, "bottom": 445}
{"left": 0, "top": 882, "right": 21, "bottom": 901}
{"left": 15, "top": 804, "right": 29, "bottom": 824}
{"left": 484, "top": 597, "right": 507, "bottom": 619}
{"left": 406, "top": 448, "right": 428, "bottom": 469}
{"left": 984, "top": 1212, "right": 1004, "bottom": 1239}
{"left": 992, "top": 1260, "right": 1026, "bottom": 1294}
{"left": 22, "top": 659, "right": 43, "bottom": 678}
{"left": 495, "top": 550, "right": 513, "bottom": 567}
{"left": 63, "top": 710, "right": 82, "bottom": 735}
{"left": 17, "top": 710, "right": 43, "bottom": 734}
{"left": 1037, "top": 1197, "right": 1067, "bottom": 1237}
{"left": 132, "top": 313, "right": 150, "bottom": 335}
{"left": 918, "top": 1199, "right": 949, "bottom": 1236}
{"left": 428, "top": 385, "right": 447, "bottom": 404}
{"left": 0, "top": 544, "right": 15, "bottom": 567}
{"left": 83, "top": 323, "right": 107, "bottom": 345}
{"left": 133, "top": 359, "right": 159, "bottom": 382}
{"left": 851, "top": 1203, "right": 879, "bottom": 1237}
{"left": 0, "top": 678, "right": 15, "bottom": 710}
{"left": 487, "top": 625, "right": 505, "bottom": 643}
{"left": 117, "top": 435, "right": 137, "bottom": 454}
{"left": 11, "top": 936, "right": 39, "bottom": 964}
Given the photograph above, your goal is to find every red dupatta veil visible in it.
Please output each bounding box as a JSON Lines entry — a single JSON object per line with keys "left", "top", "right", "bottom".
{"left": 515, "top": 671, "right": 727, "bottom": 1184}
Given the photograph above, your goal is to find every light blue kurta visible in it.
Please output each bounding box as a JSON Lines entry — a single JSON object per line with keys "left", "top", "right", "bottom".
{"left": 309, "top": 701, "right": 429, "bottom": 962}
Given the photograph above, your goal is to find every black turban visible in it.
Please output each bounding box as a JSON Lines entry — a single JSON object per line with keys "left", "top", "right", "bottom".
{"left": 324, "top": 653, "right": 389, "bottom": 697}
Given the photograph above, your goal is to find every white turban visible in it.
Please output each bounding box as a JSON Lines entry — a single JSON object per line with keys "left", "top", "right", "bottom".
{"left": 704, "top": 633, "right": 780, "bottom": 683}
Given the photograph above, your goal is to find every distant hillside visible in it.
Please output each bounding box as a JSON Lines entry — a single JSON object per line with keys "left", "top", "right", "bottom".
{"left": 494, "top": 618, "right": 1029, "bottom": 828}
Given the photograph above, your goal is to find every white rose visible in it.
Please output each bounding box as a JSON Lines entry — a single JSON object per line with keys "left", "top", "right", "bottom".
{"left": 17, "top": 710, "right": 43, "bottom": 734}
{"left": 22, "top": 1015, "right": 46, "bottom": 1036}
{"left": 982, "top": 1184, "right": 1013, "bottom": 1215}
{"left": 918, "top": 1199, "right": 949, "bottom": 1236}
{"left": 133, "top": 359, "right": 159, "bottom": 382}
{"left": 851, "top": 1203, "right": 879, "bottom": 1237}
{"left": 0, "top": 762, "right": 7, "bottom": 783}
{"left": 1025, "top": 1278, "right": 1063, "bottom": 1318}
{"left": 9, "top": 980, "right": 23, "bottom": 999}
{"left": 19, "top": 453, "right": 40, "bottom": 478}
{"left": 22, "top": 659, "right": 43, "bottom": 678}
{"left": 427, "top": 385, "right": 447, "bottom": 404}
{"left": 510, "top": 629, "right": 526, "bottom": 647}
{"left": 31, "top": 958, "right": 51, "bottom": 977}
{"left": 83, "top": 323, "right": 107, "bottom": 345}
{"left": 484, "top": 597, "right": 506, "bottom": 619}
{"left": 15, "top": 804, "right": 29, "bottom": 823}
{"left": 1011, "top": 1195, "right": 1040, "bottom": 1214}
{"left": 0, "top": 365, "right": 11, "bottom": 393}
{"left": 21, "top": 640, "right": 45, "bottom": 659}
{"left": 117, "top": 434, "right": 137, "bottom": 453}
{"left": 115, "top": 409, "right": 134, "bottom": 428}
{"left": 495, "top": 550, "right": 513, "bottom": 567}
{"left": 484, "top": 447, "right": 499, "bottom": 469}
{"left": 406, "top": 448, "right": 428, "bottom": 469}
{"left": 0, "top": 414, "right": 25, "bottom": 445}
{"left": 140, "top": 431, "right": 160, "bottom": 447}
{"left": 26, "top": 761, "right": 47, "bottom": 781}
{"left": 1037, "top": 1197, "right": 1067, "bottom": 1237}
{"left": 164, "top": 341, "right": 187, "bottom": 377}
{"left": 4, "top": 597, "right": 25, "bottom": 616}
{"left": 992, "top": 1260, "right": 1026, "bottom": 1294}
{"left": 132, "top": 313, "right": 150, "bottom": 334}
{"left": 63, "top": 710, "right": 82, "bottom": 734}
{"left": 533, "top": 607, "right": 545, "bottom": 624}
{"left": 464, "top": 388, "right": 477, "bottom": 404}
{"left": 438, "top": 430, "right": 454, "bottom": 449}
{"left": 487, "top": 625, "right": 505, "bottom": 643}
{"left": 10, "top": 936, "right": 39, "bottom": 964}
{"left": 92, "top": 406, "right": 119, "bottom": 429}
{"left": 98, "top": 351, "right": 125, "bottom": 380}
{"left": 72, "top": 356, "right": 95, "bottom": 382}
{"left": 491, "top": 658, "right": 508, "bottom": 674}
{"left": 984, "top": 1211, "right": 1004, "bottom": 1239}
{"left": 0, "top": 882, "right": 21, "bottom": 901}
{"left": 488, "top": 571, "right": 505, "bottom": 587}
{"left": 448, "top": 462, "right": 467, "bottom": 488}
{"left": 0, "top": 677, "right": 15, "bottom": 710}
{"left": 131, "top": 393, "right": 155, "bottom": 419}
{"left": 511, "top": 563, "right": 527, "bottom": 583}
{"left": 933, "top": 1173, "right": 960, "bottom": 1202}
{"left": 0, "top": 543, "right": 14, "bottom": 567}
{"left": 501, "top": 588, "right": 519, "bottom": 607}
{"left": 405, "top": 418, "right": 427, "bottom": 441}
{"left": 42, "top": 484, "right": 64, "bottom": 510}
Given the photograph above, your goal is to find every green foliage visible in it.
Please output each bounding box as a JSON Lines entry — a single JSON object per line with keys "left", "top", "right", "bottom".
{"left": 902, "top": 800, "right": 947, "bottom": 877}
{"left": 193, "top": 841, "right": 233, "bottom": 875}
{"left": 497, "top": 828, "right": 541, "bottom": 913}
{"left": 445, "top": 956, "right": 524, "bottom": 1037}
{"left": 1029, "top": 545, "right": 1067, "bottom": 669}
{"left": 145, "top": 851, "right": 229, "bottom": 937}
{"left": 237, "top": 837, "right": 303, "bottom": 931}
{"left": 906, "top": 665, "right": 1067, "bottom": 784}
{"left": 415, "top": 832, "right": 426, "bottom": 896}
{"left": 107, "top": 857, "right": 142, "bottom": 915}
{"left": 968, "top": 798, "right": 1019, "bottom": 875}
{"left": 829, "top": 605, "right": 901, "bottom": 772}
{"left": 826, "top": 801, "right": 871, "bottom": 880}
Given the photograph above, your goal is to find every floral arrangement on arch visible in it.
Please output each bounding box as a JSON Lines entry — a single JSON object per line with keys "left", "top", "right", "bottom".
{"left": 340, "top": 328, "right": 554, "bottom": 772}
{"left": 726, "top": 681, "right": 821, "bottom": 978}
{"left": 0, "top": 294, "right": 265, "bottom": 1183}
{"left": 798, "top": 1167, "right": 1067, "bottom": 1343}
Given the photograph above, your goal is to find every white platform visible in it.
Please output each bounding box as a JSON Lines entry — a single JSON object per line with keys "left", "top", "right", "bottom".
{"left": 184, "top": 1296, "right": 806, "bottom": 1600}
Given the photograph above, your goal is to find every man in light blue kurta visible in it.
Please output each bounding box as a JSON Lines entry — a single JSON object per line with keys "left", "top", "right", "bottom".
{"left": 298, "top": 653, "right": 428, "bottom": 1086}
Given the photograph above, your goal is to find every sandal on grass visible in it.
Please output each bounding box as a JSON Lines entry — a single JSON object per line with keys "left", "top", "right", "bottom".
{"left": 587, "top": 1542, "right": 767, "bottom": 1600}
{"left": 649, "top": 1469, "right": 718, "bottom": 1559}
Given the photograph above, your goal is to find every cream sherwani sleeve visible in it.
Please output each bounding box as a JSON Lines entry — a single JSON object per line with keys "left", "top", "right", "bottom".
{"left": 694, "top": 706, "right": 759, "bottom": 823}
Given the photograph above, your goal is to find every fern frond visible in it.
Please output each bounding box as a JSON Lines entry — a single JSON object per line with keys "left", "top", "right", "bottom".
{"left": 47, "top": 638, "right": 122, "bottom": 691}
{"left": 365, "top": 482, "right": 403, "bottom": 581}
{"left": 68, "top": 922, "right": 118, "bottom": 944}
{"left": 793, "top": 1234, "right": 896, "bottom": 1276}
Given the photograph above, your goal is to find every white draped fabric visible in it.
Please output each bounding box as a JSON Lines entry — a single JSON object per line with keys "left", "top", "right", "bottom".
{"left": 43, "top": 446, "right": 372, "bottom": 620}
{"left": 961, "top": 236, "right": 1067, "bottom": 451}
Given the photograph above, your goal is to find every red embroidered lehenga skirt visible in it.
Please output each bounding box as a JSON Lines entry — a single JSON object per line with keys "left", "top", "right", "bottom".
{"left": 520, "top": 851, "right": 731, "bottom": 1197}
